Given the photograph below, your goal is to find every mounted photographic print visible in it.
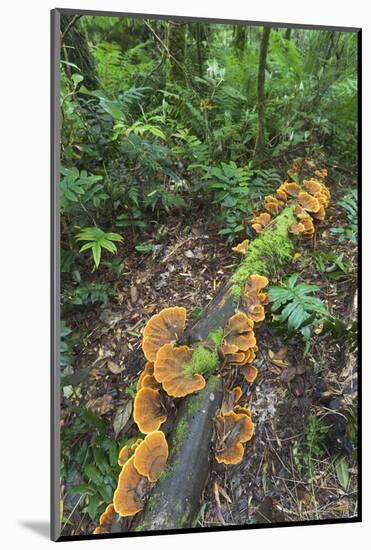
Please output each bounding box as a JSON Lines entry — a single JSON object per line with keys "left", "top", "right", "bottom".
{"left": 51, "top": 8, "right": 361, "bottom": 541}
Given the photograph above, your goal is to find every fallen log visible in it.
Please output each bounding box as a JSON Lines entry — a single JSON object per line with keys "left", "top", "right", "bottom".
{"left": 135, "top": 375, "right": 223, "bottom": 531}
{"left": 134, "top": 205, "right": 297, "bottom": 531}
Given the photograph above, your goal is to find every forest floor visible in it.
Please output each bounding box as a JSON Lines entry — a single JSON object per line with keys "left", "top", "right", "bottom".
{"left": 61, "top": 168, "right": 358, "bottom": 536}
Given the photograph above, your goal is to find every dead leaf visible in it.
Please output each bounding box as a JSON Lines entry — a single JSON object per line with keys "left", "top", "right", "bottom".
{"left": 87, "top": 394, "right": 113, "bottom": 416}
{"left": 130, "top": 286, "right": 138, "bottom": 303}
{"left": 268, "top": 346, "right": 290, "bottom": 368}
{"left": 107, "top": 360, "right": 124, "bottom": 375}
{"left": 281, "top": 367, "right": 297, "bottom": 383}
{"left": 113, "top": 400, "right": 133, "bottom": 438}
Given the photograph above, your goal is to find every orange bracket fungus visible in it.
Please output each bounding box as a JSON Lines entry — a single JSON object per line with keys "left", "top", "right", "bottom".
{"left": 154, "top": 343, "right": 206, "bottom": 398}
{"left": 113, "top": 456, "right": 150, "bottom": 517}
{"left": 142, "top": 307, "right": 187, "bottom": 362}
{"left": 118, "top": 438, "right": 143, "bottom": 467}
{"left": 93, "top": 526, "right": 109, "bottom": 535}
{"left": 133, "top": 387, "right": 167, "bottom": 434}
{"left": 93, "top": 503, "right": 119, "bottom": 534}
{"left": 281, "top": 181, "right": 301, "bottom": 197}
{"left": 136, "top": 361, "right": 154, "bottom": 391}
{"left": 240, "top": 364, "right": 258, "bottom": 383}
{"left": 232, "top": 239, "right": 249, "bottom": 255}
{"left": 298, "top": 191, "right": 320, "bottom": 213}
{"left": 241, "top": 275, "right": 269, "bottom": 323}
{"left": 303, "top": 178, "right": 323, "bottom": 195}
{"left": 251, "top": 212, "right": 271, "bottom": 234}
{"left": 133, "top": 431, "right": 168, "bottom": 483}
{"left": 215, "top": 410, "right": 255, "bottom": 465}
{"left": 263, "top": 196, "right": 284, "bottom": 216}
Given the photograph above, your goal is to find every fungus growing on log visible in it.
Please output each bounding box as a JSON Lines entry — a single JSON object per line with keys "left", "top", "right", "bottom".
{"left": 142, "top": 307, "right": 187, "bottom": 362}
{"left": 263, "top": 196, "right": 283, "bottom": 216}
{"left": 92, "top": 502, "right": 120, "bottom": 533}
{"left": 314, "top": 191, "right": 329, "bottom": 208}
{"left": 118, "top": 438, "right": 143, "bottom": 467}
{"left": 303, "top": 178, "right": 323, "bottom": 195}
{"left": 245, "top": 274, "right": 269, "bottom": 294}
{"left": 154, "top": 343, "right": 206, "bottom": 397}
{"left": 224, "top": 312, "right": 254, "bottom": 337}
{"left": 298, "top": 192, "right": 320, "bottom": 213}
{"left": 133, "top": 387, "right": 167, "bottom": 434}
{"left": 289, "top": 217, "right": 315, "bottom": 239}
{"left": 215, "top": 410, "right": 255, "bottom": 465}
{"left": 301, "top": 217, "right": 315, "bottom": 239}
{"left": 136, "top": 362, "right": 154, "bottom": 391}
{"left": 312, "top": 205, "right": 326, "bottom": 221}
{"left": 232, "top": 239, "right": 249, "bottom": 255}
{"left": 251, "top": 212, "right": 271, "bottom": 234}
{"left": 289, "top": 222, "right": 306, "bottom": 235}
{"left": 295, "top": 204, "right": 312, "bottom": 219}
{"left": 234, "top": 405, "right": 252, "bottom": 417}
{"left": 282, "top": 181, "right": 301, "bottom": 197}
{"left": 113, "top": 456, "right": 150, "bottom": 517}
{"left": 315, "top": 168, "right": 328, "bottom": 178}
{"left": 232, "top": 386, "right": 242, "bottom": 403}
{"left": 140, "top": 374, "right": 161, "bottom": 390}
{"left": 222, "top": 312, "right": 257, "bottom": 365}
{"left": 98, "top": 503, "right": 117, "bottom": 528}
{"left": 241, "top": 275, "right": 269, "bottom": 323}
{"left": 276, "top": 186, "right": 288, "bottom": 202}
{"left": 133, "top": 431, "right": 168, "bottom": 483}
{"left": 93, "top": 526, "right": 109, "bottom": 535}
{"left": 240, "top": 364, "right": 258, "bottom": 383}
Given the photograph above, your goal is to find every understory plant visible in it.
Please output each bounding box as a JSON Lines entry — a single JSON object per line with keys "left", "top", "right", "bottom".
{"left": 268, "top": 273, "right": 329, "bottom": 353}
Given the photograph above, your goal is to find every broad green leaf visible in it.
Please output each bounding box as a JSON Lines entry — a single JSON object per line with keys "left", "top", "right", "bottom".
{"left": 335, "top": 456, "right": 349, "bottom": 490}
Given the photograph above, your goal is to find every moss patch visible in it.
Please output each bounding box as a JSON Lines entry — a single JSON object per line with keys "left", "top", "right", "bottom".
{"left": 183, "top": 328, "right": 223, "bottom": 379}
{"left": 230, "top": 205, "right": 296, "bottom": 301}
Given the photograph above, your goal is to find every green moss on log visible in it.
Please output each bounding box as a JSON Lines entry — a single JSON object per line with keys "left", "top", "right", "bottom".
{"left": 183, "top": 327, "right": 223, "bottom": 379}
{"left": 230, "top": 205, "right": 296, "bottom": 300}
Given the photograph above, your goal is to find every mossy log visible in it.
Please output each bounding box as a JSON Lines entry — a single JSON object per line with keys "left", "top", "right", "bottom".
{"left": 135, "top": 376, "right": 223, "bottom": 531}
{"left": 134, "top": 205, "right": 296, "bottom": 531}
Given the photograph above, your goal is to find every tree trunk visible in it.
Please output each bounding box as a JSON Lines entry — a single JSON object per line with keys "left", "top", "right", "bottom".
{"left": 284, "top": 28, "right": 292, "bottom": 41}
{"left": 255, "top": 27, "right": 271, "bottom": 161}
{"left": 234, "top": 25, "right": 246, "bottom": 56}
{"left": 60, "top": 15, "right": 99, "bottom": 91}
{"left": 133, "top": 205, "right": 296, "bottom": 531}
{"left": 167, "top": 21, "right": 187, "bottom": 83}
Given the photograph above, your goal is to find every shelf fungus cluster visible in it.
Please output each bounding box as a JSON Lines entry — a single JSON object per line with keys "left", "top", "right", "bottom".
{"left": 112, "top": 431, "right": 169, "bottom": 519}
{"left": 95, "top": 306, "right": 215, "bottom": 533}
{"left": 230, "top": 159, "right": 330, "bottom": 251}
{"left": 215, "top": 386, "right": 254, "bottom": 465}
{"left": 94, "top": 428, "right": 169, "bottom": 534}
{"left": 93, "top": 504, "right": 119, "bottom": 535}
{"left": 214, "top": 275, "right": 269, "bottom": 465}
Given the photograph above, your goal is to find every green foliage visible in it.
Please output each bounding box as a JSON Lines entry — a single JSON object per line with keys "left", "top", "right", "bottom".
{"left": 60, "top": 321, "right": 74, "bottom": 368}
{"left": 65, "top": 281, "right": 114, "bottom": 306}
{"left": 293, "top": 414, "right": 329, "bottom": 482}
{"left": 60, "top": 167, "right": 107, "bottom": 216}
{"left": 322, "top": 318, "right": 358, "bottom": 352}
{"left": 75, "top": 227, "right": 123, "bottom": 269}
{"left": 135, "top": 243, "right": 162, "bottom": 254}
{"left": 330, "top": 189, "right": 358, "bottom": 243}
{"left": 61, "top": 404, "right": 122, "bottom": 521}
{"left": 249, "top": 167, "right": 282, "bottom": 202}
{"left": 311, "top": 250, "right": 353, "bottom": 281}
{"left": 269, "top": 273, "right": 328, "bottom": 353}
{"left": 198, "top": 161, "right": 252, "bottom": 240}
